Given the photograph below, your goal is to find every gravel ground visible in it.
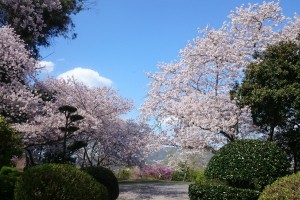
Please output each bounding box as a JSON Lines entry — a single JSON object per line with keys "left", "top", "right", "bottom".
{"left": 118, "top": 182, "right": 190, "bottom": 200}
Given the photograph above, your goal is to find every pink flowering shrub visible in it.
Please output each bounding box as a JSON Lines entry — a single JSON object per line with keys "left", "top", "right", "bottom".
{"left": 141, "top": 165, "right": 173, "bottom": 180}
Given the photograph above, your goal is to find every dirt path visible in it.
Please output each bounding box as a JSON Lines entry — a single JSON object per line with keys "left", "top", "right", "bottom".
{"left": 118, "top": 182, "right": 190, "bottom": 200}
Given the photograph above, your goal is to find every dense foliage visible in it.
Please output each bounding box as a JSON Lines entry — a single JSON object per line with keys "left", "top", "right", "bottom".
{"left": 14, "top": 164, "right": 108, "bottom": 200}
{"left": 205, "top": 140, "right": 290, "bottom": 190}
{"left": 238, "top": 41, "right": 300, "bottom": 140}
{"left": 0, "top": 166, "right": 21, "bottom": 200}
{"left": 189, "top": 183, "right": 260, "bottom": 200}
{"left": 259, "top": 172, "right": 300, "bottom": 200}
{"left": 83, "top": 166, "right": 119, "bottom": 200}
{"left": 0, "top": 0, "right": 85, "bottom": 57}
{"left": 0, "top": 117, "right": 23, "bottom": 168}
{"left": 275, "top": 129, "right": 300, "bottom": 172}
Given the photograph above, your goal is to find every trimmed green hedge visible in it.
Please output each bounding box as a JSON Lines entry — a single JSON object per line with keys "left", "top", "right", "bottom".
{"left": 189, "top": 183, "right": 260, "bottom": 200}
{"left": 0, "top": 116, "right": 23, "bottom": 169}
{"left": 259, "top": 172, "right": 300, "bottom": 200}
{"left": 14, "top": 164, "right": 108, "bottom": 200}
{"left": 0, "top": 166, "right": 21, "bottom": 200}
{"left": 205, "top": 139, "right": 290, "bottom": 190}
{"left": 82, "top": 166, "right": 119, "bottom": 200}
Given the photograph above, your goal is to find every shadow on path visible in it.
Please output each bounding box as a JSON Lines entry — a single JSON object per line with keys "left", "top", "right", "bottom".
{"left": 118, "top": 182, "right": 190, "bottom": 200}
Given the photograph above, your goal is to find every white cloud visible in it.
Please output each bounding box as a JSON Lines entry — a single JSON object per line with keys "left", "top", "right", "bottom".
{"left": 57, "top": 67, "right": 113, "bottom": 88}
{"left": 36, "top": 61, "right": 55, "bottom": 73}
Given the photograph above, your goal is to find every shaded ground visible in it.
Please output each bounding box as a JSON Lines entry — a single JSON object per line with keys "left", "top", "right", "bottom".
{"left": 118, "top": 182, "right": 190, "bottom": 200}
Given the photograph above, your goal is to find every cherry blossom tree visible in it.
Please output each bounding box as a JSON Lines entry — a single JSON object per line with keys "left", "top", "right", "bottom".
{"left": 141, "top": 1, "right": 300, "bottom": 151}
{"left": 15, "top": 78, "right": 159, "bottom": 166}
{"left": 77, "top": 119, "right": 159, "bottom": 167}
{"left": 0, "top": 1, "right": 98, "bottom": 166}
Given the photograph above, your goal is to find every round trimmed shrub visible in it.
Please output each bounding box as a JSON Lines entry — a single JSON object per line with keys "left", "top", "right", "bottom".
{"left": 14, "top": 164, "right": 108, "bottom": 200}
{"left": 259, "top": 172, "right": 300, "bottom": 200}
{"left": 205, "top": 139, "right": 290, "bottom": 190}
{"left": 83, "top": 166, "right": 119, "bottom": 200}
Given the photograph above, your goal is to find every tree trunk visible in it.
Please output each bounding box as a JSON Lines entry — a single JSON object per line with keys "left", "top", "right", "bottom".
{"left": 268, "top": 125, "right": 275, "bottom": 141}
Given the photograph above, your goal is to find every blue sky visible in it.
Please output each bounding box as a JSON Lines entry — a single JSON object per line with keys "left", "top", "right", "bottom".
{"left": 39, "top": 0, "right": 300, "bottom": 119}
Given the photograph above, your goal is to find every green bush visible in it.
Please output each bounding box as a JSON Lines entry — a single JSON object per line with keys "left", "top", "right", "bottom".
{"left": 0, "top": 166, "right": 21, "bottom": 200}
{"left": 0, "top": 166, "right": 19, "bottom": 175}
{"left": 186, "top": 168, "right": 198, "bottom": 182}
{"left": 83, "top": 166, "right": 119, "bottom": 200}
{"left": 195, "top": 169, "right": 227, "bottom": 185}
{"left": 259, "top": 172, "right": 300, "bottom": 200}
{"left": 14, "top": 164, "right": 108, "bottom": 200}
{"left": 0, "top": 116, "right": 23, "bottom": 169}
{"left": 205, "top": 139, "right": 290, "bottom": 190}
{"left": 171, "top": 170, "right": 185, "bottom": 181}
{"left": 189, "top": 183, "right": 260, "bottom": 200}
{"left": 171, "top": 166, "right": 198, "bottom": 182}
{"left": 117, "top": 168, "right": 131, "bottom": 180}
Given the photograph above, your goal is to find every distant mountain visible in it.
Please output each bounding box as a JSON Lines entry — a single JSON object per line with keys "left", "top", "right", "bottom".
{"left": 145, "top": 146, "right": 213, "bottom": 169}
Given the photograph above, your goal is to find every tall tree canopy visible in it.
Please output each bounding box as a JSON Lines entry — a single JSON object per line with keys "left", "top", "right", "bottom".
{"left": 239, "top": 40, "right": 300, "bottom": 140}
{"left": 0, "top": 0, "right": 85, "bottom": 57}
